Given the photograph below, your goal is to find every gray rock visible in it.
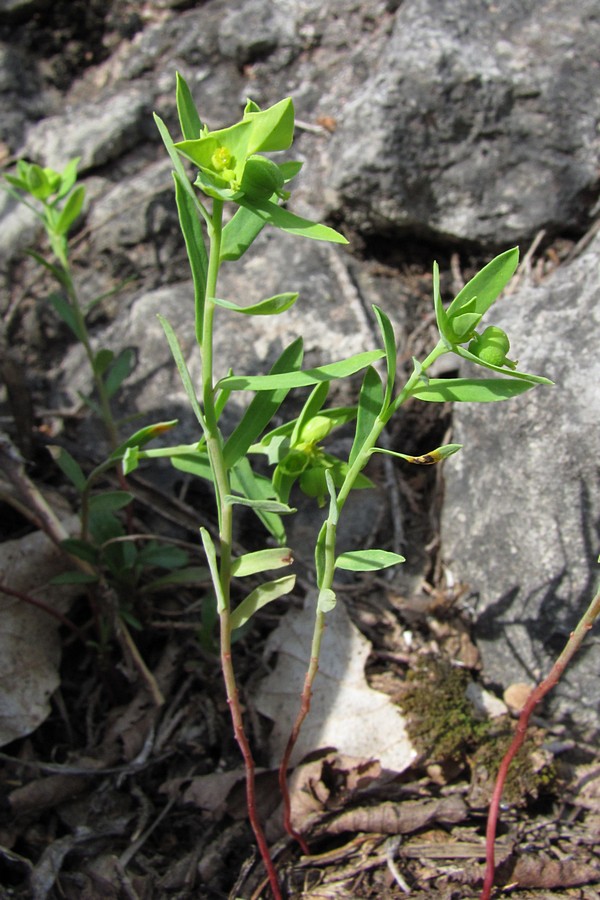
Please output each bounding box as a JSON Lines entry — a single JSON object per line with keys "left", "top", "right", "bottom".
{"left": 328, "top": 0, "right": 600, "bottom": 246}
{"left": 218, "top": 0, "right": 299, "bottom": 66}
{"left": 22, "top": 87, "right": 152, "bottom": 173}
{"left": 441, "top": 236, "right": 600, "bottom": 735}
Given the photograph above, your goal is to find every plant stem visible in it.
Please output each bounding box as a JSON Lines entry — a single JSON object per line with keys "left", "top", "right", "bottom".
{"left": 278, "top": 341, "right": 449, "bottom": 847}
{"left": 480, "top": 585, "right": 600, "bottom": 900}
{"left": 61, "top": 265, "right": 120, "bottom": 451}
{"left": 202, "top": 202, "right": 282, "bottom": 899}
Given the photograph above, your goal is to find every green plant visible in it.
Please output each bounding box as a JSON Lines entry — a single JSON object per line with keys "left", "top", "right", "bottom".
{"left": 105, "top": 74, "right": 553, "bottom": 897}
{"left": 3, "top": 159, "right": 133, "bottom": 450}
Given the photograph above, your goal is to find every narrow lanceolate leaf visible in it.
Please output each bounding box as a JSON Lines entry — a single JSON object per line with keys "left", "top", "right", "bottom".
{"left": 335, "top": 549, "right": 406, "bottom": 572}
{"left": 230, "top": 575, "right": 296, "bottom": 630}
{"left": 292, "top": 381, "right": 330, "bottom": 445}
{"left": 217, "top": 350, "right": 385, "bottom": 391}
{"left": 104, "top": 348, "right": 135, "bottom": 398}
{"left": 223, "top": 337, "right": 304, "bottom": 468}
{"left": 49, "top": 446, "right": 86, "bottom": 492}
{"left": 370, "top": 443, "right": 463, "bottom": 464}
{"left": 200, "top": 527, "right": 227, "bottom": 614}
{"left": 231, "top": 547, "right": 294, "bottom": 577}
{"left": 176, "top": 71, "right": 202, "bottom": 140}
{"left": 154, "top": 113, "right": 204, "bottom": 213}
{"left": 54, "top": 184, "right": 85, "bottom": 236}
{"left": 349, "top": 366, "right": 384, "bottom": 467}
{"left": 158, "top": 314, "right": 205, "bottom": 428}
{"left": 174, "top": 172, "right": 207, "bottom": 343}
{"left": 224, "top": 494, "right": 296, "bottom": 514}
{"left": 212, "top": 292, "right": 298, "bottom": 316}
{"left": 372, "top": 305, "right": 397, "bottom": 404}
{"left": 447, "top": 247, "right": 519, "bottom": 320}
{"left": 88, "top": 491, "right": 133, "bottom": 513}
{"left": 109, "top": 420, "right": 178, "bottom": 461}
{"left": 47, "top": 292, "right": 83, "bottom": 340}
{"left": 412, "top": 377, "right": 538, "bottom": 403}
{"left": 237, "top": 196, "right": 348, "bottom": 244}
{"left": 231, "top": 457, "right": 287, "bottom": 544}
{"left": 454, "top": 345, "right": 553, "bottom": 385}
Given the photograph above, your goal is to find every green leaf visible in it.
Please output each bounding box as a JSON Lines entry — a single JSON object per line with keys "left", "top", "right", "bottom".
{"left": 141, "top": 565, "right": 209, "bottom": 592}
{"left": 200, "top": 527, "right": 227, "bottom": 613}
{"left": 370, "top": 443, "right": 462, "bottom": 464}
{"left": 224, "top": 495, "right": 296, "bottom": 514}
{"left": 220, "top": 205, "right": 267, "bottom": 261}
{"left": 213, "top": 292, "right": 298, "bottom": 316}
{"left": 61, "top": 538, "right": 98, "bottom": 565}
{"left": 122, "top": 446, "right": 139, "bottom": 476}
{"left": 243, "top": 97, "right": 295, "bottom": 153}
{"left": 372, "top": 305, "right": 397, "bottom": 404}
{"left": 176, "top": 71, "right": 202, "bottom": 140}
{"left": 453, "top": 345, "right": 553, "bottom": 384}
{"left": 412, "top": 377, "right": 539, "bottom": 403}
{"left": 158, "top": 314, "right": 205, "bottom": 428}
{"left": 137, "top": 543, "right": 188, "bottom": 569}
{"left": 292, "top": 381, "right": 330, "bottom": 445}
{"left": 154, "top": 112, "right": 205, "bottom": 212}
{"left": 447, "top": 247, "right": 519, "bottom": 321}
{"left": 223, "top": 337, "right": 304, "bottom": 468}
{"left": 174, "top": 172, "right": 208, "bottom": 344}
{"left": 89, "top": 491, "right": 133, "bottom": 513}
{"left": 54, "top": 184, "right": 85, "bottom": 236}
{"left": 231, "top": 457, "right": 287, "bottom": 543}
{"left": 49, "top": 570, "right": 98, "bottom": 585}
{"left": 231, "top": 547, "right": 294, "bottom": 577}
{"left": 55, "top": 157, "right": 81, "bottom": 200}
{"left": 237, "top": 195, "right": 348, "bottom": 244}
{"left": 50, "top": 446, "right": 86, "bottom": 491}
{"left": 94, "top": 348, "right": 114, "bottom": 376}
{"left": 109, "top": 420, "right": 178, "bottom": 461}
{"left": 230, "top": 574, "right": 296, "bottom": 631}
{"left": 104, "top": 348, "right": 135, "bottom": 398}
{"left": 218, "top": 349, "right": 385, "bottom": 391}
{"left": 335, "top": 549, "right": 405, "bottom": 572}
{"left": 349, "top": 366, "right": 384, "bottom": 467}
{"left": 47, "top": 292, "right": 83, "bottom": 340}
{"left": 171, "top": 450, "right": 213, "bottom": 482}
{"left": 317, "top": 587, "right": 337, "bottom": 613}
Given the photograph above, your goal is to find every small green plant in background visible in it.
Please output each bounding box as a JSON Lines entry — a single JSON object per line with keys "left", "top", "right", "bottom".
{"left": 4, "top": 159, "right": 134, "bottom": 450}
{"left": 3, "top": 163, "right": 205, "bottom": 685}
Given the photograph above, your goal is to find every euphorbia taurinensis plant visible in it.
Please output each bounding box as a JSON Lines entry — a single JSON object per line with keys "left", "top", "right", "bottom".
{"left": 34, "top": 75, "right": 548, "bottom": 897}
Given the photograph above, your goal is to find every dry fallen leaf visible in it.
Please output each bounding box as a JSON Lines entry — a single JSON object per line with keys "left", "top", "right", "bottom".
{"left": 0, "top": 519, "right": 80, "bottom": 746}
{"left": 254, "top": 596, "right": 417, "bottom": 771}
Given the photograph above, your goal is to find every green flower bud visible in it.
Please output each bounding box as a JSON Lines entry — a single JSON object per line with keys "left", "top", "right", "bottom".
{"left": 468, "top": 326, "right": 511, "bottom": 367}
{"left": 298, "top": 415, "right": 333, "bottom": 445}
{"left": 240, "top": 154, "right": 285, "bottom": 201}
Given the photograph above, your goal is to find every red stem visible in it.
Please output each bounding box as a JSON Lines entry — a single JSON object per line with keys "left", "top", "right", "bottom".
{"left": 0, "top": 582, "right": 87, "bottom": 643}
{"left": 278, "top": 661, "right": 317, "bottom": 856}
{"left": 222, "top": 648, "right": 282, "bottom": 899}
{"left": 480, "top": 587, "right": 600, "bottom": 899}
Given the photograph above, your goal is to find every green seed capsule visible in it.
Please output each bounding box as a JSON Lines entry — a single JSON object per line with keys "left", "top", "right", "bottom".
{"left": 468, "top": 326, "right": 511, "bottom": 367}
{"left": 240, "top": 155, "right": 285, "bottom": 201}
{"left": 299, "top": 465, "right": 328, "bottom": 503}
